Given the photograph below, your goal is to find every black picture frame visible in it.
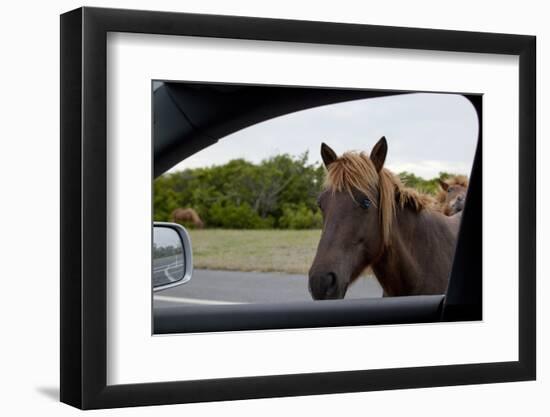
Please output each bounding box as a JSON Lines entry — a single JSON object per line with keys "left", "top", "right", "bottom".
{"left": 60, "top": 6, "right": 536, "bottom": 409}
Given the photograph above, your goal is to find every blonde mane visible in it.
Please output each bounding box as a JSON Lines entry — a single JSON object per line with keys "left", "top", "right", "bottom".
{"left": 324, "top": 151, "right": 437, "bottom": 246}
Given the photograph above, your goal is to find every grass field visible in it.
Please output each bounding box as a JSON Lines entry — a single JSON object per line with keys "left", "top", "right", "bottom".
{"left": 188, "top": 229, "right": 323, "bottom": 275}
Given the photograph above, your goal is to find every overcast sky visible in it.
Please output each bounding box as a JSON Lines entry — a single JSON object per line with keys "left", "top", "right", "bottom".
{"left": 169, "top": 93, "right": 479, "bottom": 179}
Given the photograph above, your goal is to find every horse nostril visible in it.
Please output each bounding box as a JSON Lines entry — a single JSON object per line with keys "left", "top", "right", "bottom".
{"left": 327, "top": 272, "right": 337, "bottom": 287}
{"left": 309, "top": 271, "right": 340, "bottom": 299}
{"left": 320, "top": 272, "right": 337, "bottom": 293}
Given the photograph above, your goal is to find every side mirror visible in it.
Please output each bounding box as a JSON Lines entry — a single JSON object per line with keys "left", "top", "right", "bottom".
{"left": 153, "top": 222, "right": 193, "bottom": 292}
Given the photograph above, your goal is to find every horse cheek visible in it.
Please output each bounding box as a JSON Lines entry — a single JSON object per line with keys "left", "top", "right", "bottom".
{"left": 348, "top": 213, "right": 377, "bottom": 280}
{"left": 363, "top": 212, "right": 382, "bottom": 260}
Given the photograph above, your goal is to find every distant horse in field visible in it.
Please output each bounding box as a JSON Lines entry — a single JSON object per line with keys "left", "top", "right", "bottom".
{"left": 308, "top": 137, "right": 461, "bottom": 300}
{"left": 437, "top": 175, "right": 468, "bottom": 216}
{"left": 170, "top": 207, "right": 204, "bottom": 229}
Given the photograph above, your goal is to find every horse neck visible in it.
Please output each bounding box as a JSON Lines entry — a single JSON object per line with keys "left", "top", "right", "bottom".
{"left": 371, "top": 207, "right": 458, "bottom": 296}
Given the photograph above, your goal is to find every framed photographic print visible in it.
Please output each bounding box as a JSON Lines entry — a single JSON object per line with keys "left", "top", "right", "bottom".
{"left": 60, "top": 6, "right": 536, "bottom": 409}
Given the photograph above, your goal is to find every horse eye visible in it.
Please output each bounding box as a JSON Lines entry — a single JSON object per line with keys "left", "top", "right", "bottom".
{"left": 360, "top": 198, "right": 371, "bottom": 209}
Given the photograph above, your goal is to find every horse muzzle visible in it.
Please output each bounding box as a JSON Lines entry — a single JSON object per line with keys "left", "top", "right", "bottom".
{"left": 308, "top": 272, "right": 346, "bottom": 300}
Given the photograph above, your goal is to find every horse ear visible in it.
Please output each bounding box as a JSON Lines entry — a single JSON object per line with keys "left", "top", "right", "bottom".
{"left": 438, "top": 178, "right": 449, "bottom": 191}
{"left": 321, "top": 143, "right": 338, "bottom": 167}
{"left": 370, "top": 136, "right": 388, "bottom": 172}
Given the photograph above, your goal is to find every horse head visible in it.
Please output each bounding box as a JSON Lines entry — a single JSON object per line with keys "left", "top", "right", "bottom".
{"left": 308, "top": 137, "right": 389, "bottom": 300}
{"left": 438, "top": 176, "right": 468, "bottom": 216}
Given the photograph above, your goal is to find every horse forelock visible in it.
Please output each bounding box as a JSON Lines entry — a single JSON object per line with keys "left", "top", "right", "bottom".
{"left": 448, "top": 175, "right": 469, "bottom": 188}
{"left": 324, "top": 151, "right": 436, "bottom": 246}
{"left": 324, "top": 151, "right": 379, "bottom": 203}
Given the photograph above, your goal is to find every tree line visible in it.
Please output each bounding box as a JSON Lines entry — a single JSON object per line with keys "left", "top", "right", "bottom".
{"left": 154, "top": 153, "right": 460, "bottom": 229}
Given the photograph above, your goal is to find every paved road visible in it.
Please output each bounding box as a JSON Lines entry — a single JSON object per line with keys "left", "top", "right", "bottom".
{"left": 153, "top": 269, "right": 383, "bottom": 308}
{"left": 152, "top": 254, "right": 185, "bottom": 287}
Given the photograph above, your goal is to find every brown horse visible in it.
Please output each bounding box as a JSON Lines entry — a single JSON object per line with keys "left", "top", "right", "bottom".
{"left": 437, "top": 175, "right": 468, "bottom": 216}
{"left": 308, "top": 137, "right": 461, "bottom": 300}
{"left": 170, "top": 207, "right": 204, "bottom": 228}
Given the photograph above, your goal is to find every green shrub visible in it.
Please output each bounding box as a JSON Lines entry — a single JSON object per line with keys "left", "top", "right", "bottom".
{"left": 207, "top": 201, "right": 274, "bottom": 229}
{"left": 154, "top": 154, "right": 465, "bottom": 229}
{"left": 279, "top": 203, "right": 323, "bottom": 229}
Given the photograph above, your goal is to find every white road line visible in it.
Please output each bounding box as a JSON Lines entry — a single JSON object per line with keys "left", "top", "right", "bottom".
{"left": 164, "top": 265, "right": 178, "bottom": 283}
{"left": 153, "top": 260, "right": 182, "bottom": 272}
{"left": 153, "top": 295, "right": 245, "bottom": 305}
